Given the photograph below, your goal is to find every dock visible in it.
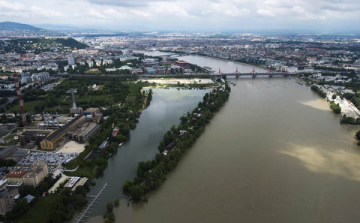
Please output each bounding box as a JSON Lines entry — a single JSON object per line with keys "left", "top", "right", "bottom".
{"left": 74, "top": 183, "right": 109, "bottom": 223}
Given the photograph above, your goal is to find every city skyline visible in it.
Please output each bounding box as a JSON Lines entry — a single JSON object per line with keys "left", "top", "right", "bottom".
{"left": 0, "top": 0, "right": 359, "bottom": 33}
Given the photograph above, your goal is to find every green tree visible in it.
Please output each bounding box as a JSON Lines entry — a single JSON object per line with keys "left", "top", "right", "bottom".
{"left": 122, "top": 181, "right": 133, "bottom": 196}
{"left": 106, "top": 202, "right": 114, "bottom": 213}
{"left": 356, "top": 130, "right": 360, "bottom": 140}
{"left": 114, "top": 198, "right": 119, "bottom": 207}
{"left": 129, "top": 185, "right": 144, "bottom": 202}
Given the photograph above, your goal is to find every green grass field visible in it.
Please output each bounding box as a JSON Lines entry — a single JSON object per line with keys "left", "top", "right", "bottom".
{"left": 66, "top": 165, "right": 97, "bottom": 179}
{"left": 9, "top": 100, "right": 43, "bottom": 113}
{"left": 20, "top": 196, "right": 61, "bottom": 223}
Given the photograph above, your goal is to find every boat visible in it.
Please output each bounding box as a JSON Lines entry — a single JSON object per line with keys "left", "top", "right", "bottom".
{"left": 118, "top": 142, "right": 124, "bottom": 147}
{"left": 287, "top": 77, "right": 292, "bottom": 79}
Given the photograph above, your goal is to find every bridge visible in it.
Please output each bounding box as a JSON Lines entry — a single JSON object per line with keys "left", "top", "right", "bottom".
{"left": 53, "top": 67, "right": 299, "bottom": 79}
{"left": 209, "top": 67, "right": 298, "bottom": 78}
{"left": 210, "top": 72, "right": 297, "bottom": 78}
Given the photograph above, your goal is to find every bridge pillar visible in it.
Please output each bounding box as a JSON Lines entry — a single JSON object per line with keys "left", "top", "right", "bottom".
{"left": 236, "top": 75, "right": 239, "bottom": 78}
{"left": 252, "top": 75, "right": 256, "bottom": 78}
{"left": 269, "top": 74, "right": 273, "bottom": 78}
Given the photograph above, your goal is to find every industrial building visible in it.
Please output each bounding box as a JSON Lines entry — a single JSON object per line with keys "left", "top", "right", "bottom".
{"left": 40, "top": 114, "right": 87, "bottom": 150}
{"left": 83, "top": 107, "right": 102, "bottom": 123}
{"left": 70, "top": 122, "right": 100, "bottom": 143}
{"left": 19, "top": 129, "right": 53, "bottom": 147}
{"left": 0, "top": 145, "right": 17, "bottom": 160}
{"left": 39, "top": 112, "right": 64, "bottom": 129}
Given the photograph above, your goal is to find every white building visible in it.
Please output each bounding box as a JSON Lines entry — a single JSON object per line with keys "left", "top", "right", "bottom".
{"left": 68, "top": 56, "right": 75, "bottom": 65}
{"left": 86, "top": 60, "right": 93, "bottom": 68}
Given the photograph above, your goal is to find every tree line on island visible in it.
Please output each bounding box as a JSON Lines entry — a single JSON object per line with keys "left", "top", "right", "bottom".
{"left": 122, "top": 83, "right": 231, "bottom": 203}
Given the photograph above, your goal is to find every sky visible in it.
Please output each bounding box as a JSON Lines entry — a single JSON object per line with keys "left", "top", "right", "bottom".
{"left": 0, "top": 0, "right": 359, "bottom": 32}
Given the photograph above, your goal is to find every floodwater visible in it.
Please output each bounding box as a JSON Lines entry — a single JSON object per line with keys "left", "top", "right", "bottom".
{"left": 89, "top": 78, "right": 360, "bottom": 223}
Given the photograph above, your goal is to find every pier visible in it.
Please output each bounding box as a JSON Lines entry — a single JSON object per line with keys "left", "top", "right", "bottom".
{"left": 74, "top": 183, "right": 109, "bottom": 223}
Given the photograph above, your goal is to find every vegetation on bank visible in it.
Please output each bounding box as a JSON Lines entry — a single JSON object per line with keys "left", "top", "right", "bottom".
{"left": 355, "top": 130, "right": 360, "bottom": 146}
{"left": 103, "top": 199, "right": 119, "bottom": 223}
{"left": 65, "top": 81, "right": 152, "bottom": 178}
{"left": 122, "top": 83, "right": 231, "bottom": 202}
{"left": 311, "top": 85, "right": 341, "bottom": 114}
{"left": 329, "top": 101, "right": 341, "bottom": 114}
{"left": 3, "top": 80, "right": 153, "bottom": 223}
{"left": 340, "top": 116, "right": 360, "bottom": 125}
{"left": 311, "top": 85, "right": 327, "bottom": 98}
{"left": 145, "top": 89, "right": 153, "bottom": 108}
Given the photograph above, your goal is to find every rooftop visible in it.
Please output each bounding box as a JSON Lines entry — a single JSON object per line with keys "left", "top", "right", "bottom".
{"left": 46, "top": 114, "right": 85, "bottom": 142}
{"left": 6, "top": 170, "right": 28, "bottom": 178}
{"left": 0, "top": 145, "right": 16, "bottom": 156}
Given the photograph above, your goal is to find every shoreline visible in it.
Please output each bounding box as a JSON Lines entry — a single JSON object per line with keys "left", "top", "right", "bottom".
{"left": 122, "top": 82, "right": 231, "bottom": 203}
{"left": 160, "top": 51, "right": 268, "bottom": 71}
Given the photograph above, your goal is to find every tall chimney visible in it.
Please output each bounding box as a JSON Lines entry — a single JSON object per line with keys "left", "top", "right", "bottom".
{"left": 71, "top": 88, "right": 77, "bottom": 109}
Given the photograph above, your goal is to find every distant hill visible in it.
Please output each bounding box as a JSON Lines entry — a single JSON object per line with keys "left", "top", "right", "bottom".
{"left": 0, "top": 21, "right": 42, "bottom": 31}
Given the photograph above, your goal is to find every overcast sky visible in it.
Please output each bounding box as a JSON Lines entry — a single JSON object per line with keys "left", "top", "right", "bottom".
{"left": 0, "top": 0, "right": 359, "bottom": 32}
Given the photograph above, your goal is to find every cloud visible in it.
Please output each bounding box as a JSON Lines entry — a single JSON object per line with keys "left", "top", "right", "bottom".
{"left": 257, "top": 8, "right": 275, "bottom": 17}
{"left": 0, "top": 1, "right": 63, "bottom": 18}
{"left": 87, "top": 8, "right": 106, "bottom": 19}
{"left": 88, "top": 0, "right": 172, "bottom": 7}
{"left": 0, "top": 0, "right": 25, "bottom": 11}
{"left": 0, "top": 0, "right": 359, "bottom": 31}
{"left": 31, "top": 6, "right": 62, "bottom": 17}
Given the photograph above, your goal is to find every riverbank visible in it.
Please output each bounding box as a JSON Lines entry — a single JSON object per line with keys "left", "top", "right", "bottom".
{"left": 122, "top": 82, "right": 231, "bottom": 202}
{"left": 311, "top": 84, "right": 360, "bottom": 118}
{"left": 158, "top": 50, "right": 267, "bottom": 71}
{"left": 175, "top": 53, "right": 268, "bottom": 71}
{"left": 4, "top": 81, "right": 153, "bottom": 223}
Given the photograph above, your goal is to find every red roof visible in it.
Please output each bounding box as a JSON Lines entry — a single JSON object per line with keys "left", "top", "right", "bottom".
{"left": 112, "top": 127, "right": 119, "bottom": 137}
{"left": 6, "top": 170, "right": 28, "bottom": 178}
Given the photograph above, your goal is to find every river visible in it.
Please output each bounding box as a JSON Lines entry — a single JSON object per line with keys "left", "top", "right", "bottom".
{"left": 133, "top": 50, "right": 267, "bottom": 73}
{"left": 85, "top": 88, "right": 210, "bottom": 218}
{"left": 87, "top": 57, "right": 360, "bottom": 223}
{"left": 177, "top": 54, "right": 267, "bottom": 73}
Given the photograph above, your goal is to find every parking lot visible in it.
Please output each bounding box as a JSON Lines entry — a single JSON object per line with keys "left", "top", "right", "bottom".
{"left": 17, "top": 151, "right": 79, "bottom": 172}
